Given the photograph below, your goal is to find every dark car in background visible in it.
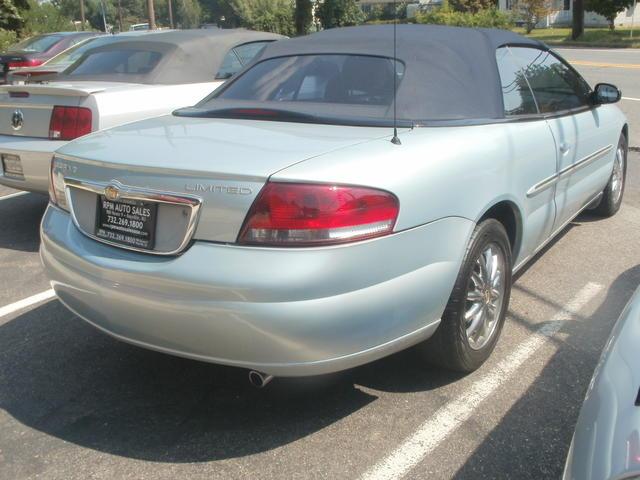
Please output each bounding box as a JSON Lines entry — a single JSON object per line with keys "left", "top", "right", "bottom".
{"left": 0, "top": 31, "right": 101, "bottom": 84}
{"left": 7, "top": 31, "right": 158, "bottom": 84}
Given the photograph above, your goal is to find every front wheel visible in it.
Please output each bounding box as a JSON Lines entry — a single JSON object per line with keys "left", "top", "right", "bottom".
{"left": 593, "top": 134, "right": 627, "bottom": 217}
{"left": 420, "top": 219, "right": 512, "bottom": 372}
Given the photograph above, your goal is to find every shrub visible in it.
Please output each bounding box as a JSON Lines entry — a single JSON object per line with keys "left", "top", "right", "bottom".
{"left": 0, "top": 28, "right": 18, "bottom": 51}
{"left": 416, "top": 6, "right": 514, "bottom": 29}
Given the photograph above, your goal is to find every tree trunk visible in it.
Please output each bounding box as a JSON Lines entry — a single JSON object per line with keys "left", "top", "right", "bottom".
{"left": 295, "top": 0, "right": 313, "bottom": 35}
{"left": 147, "top": 0, "right": 157, "bottom": 29}
{"left": 608, "top": 17, "right": 615, "bottom": 30}
{"left": 168, "top": 0, "right": 174, "bottom": 28}
{"left": 79, "top": 0, "right": 85, "bottom": 30}
{"left": 571, "top": 0, "right": 584, "bottom": 39}
{"left": 117, "top": 0, "right": 123, "bottom": 32}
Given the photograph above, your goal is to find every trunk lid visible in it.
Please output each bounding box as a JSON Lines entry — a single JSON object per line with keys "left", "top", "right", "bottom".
{"left": 57, "top": 114, "right": 387, "bottom": 179}
{"left": 0, "top": 82, "right": 130, "bottom": 138}
{"left": 56, "top": 114, "right": 389, "bottom": 246}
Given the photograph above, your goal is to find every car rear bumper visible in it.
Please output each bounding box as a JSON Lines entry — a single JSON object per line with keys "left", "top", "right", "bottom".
{"left": 0, "top": 135, "right": 67, "bottom": 193}
{"left": 41, "top": 205, "right": 473, "bottom": 376}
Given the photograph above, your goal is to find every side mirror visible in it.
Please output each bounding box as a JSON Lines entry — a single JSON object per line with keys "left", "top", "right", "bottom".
{"left": 593, "top": 83, "right": 621, "bottom": 105}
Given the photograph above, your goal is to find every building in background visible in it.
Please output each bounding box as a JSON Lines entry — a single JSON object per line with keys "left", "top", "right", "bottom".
{"left": 357, "top": 0, "right": 638, "bottom": 28}
{"left": 497, "top": 0, "right": 638, "bottom": 28}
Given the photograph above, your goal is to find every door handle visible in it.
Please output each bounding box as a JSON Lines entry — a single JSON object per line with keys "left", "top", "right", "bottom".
{"left": 559, "top": 143, "right": 571, "bottom": 155}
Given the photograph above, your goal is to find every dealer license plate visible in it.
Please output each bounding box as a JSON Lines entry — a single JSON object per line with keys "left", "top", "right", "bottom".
{"left": 95, "top": 196, "right": 158, "bottom": 250}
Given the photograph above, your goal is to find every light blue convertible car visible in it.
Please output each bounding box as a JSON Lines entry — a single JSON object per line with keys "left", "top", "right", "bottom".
{"left": 40, "top": 25, "right": 628, "bottom": 386}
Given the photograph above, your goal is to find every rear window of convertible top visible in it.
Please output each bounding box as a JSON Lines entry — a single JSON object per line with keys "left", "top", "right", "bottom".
{"left": 65, "top": 49, "right": 163, "bottom": 76}
{"left": 209, "top": 54, "right": 405, "bottom": 108}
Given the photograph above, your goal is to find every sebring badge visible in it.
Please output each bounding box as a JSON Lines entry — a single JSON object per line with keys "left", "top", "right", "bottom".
{"left": 104, "top": 185, "right": 120, "bottom": 201}
{"left": 11, "top": 109, "right": 23, "bottom": 131}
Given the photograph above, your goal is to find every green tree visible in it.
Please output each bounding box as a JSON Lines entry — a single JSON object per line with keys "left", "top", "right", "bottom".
{"left": 230, "top": 0, "right": 294, "bottom": 35}
{"left": 294, "top": 0, "right": 312, "bottom": 34}
{"left": 584, "top": 0, "right": 632, "bottom": 29}
{"left": 315, "top": 0, "right": 363, "bottom": 29}
{"left": 198, "top": 0, "right": 240, "bottom": 27}
{"left": 450, "top": 0, "right": 496, "bottom": 12}
{"left": 363, "top": 2, "right": 408, "bottom": 21}
{"left": 156, "top": 0, "right": 200, "bottom": 27}
{"left": 21, "top": 0, "right": 75, "bottom": 34}
{"left": 515, "top": 0, "right": 550, "bottom": 32}
{"left": 54, "top": 0, "right": 110, "bottom": 30}
{"left": 0, "top": 0, "right": 28, "bottom": 31}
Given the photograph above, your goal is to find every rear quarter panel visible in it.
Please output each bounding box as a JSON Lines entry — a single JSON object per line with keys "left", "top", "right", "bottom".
{"left": 274, "top": 121, "right": 559, "bottom": 267}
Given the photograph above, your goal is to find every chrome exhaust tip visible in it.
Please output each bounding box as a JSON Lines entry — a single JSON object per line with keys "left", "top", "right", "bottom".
{"left": 248, "top": 370, "right": 274, "bottom": 388}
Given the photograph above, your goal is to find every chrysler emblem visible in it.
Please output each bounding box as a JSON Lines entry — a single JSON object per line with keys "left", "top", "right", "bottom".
{"left": 11, "top": 109, "right": 23, "bottom": 131}
{"left": 104, "top": 185, "right": 120, "bottom": 201}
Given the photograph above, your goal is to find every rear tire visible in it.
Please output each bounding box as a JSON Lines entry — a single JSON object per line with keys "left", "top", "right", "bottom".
{"left": 420, "top": 219, "right": 512, "bottom": 373}
{"left": 593, "top": 133, "right": 627, "bottom": 217}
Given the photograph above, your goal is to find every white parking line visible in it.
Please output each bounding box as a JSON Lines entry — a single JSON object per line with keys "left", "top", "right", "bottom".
{"left": 0, "top": 289, "right": 55, "bottom": 319}
{"left": 622, "top": 97, "right": 640, "bottom": 102}
{"left": 360, "top": 282, "right": 603, "bottom": 480}
{"left": 0, "top": 191, "right": 28, "bottom": 201}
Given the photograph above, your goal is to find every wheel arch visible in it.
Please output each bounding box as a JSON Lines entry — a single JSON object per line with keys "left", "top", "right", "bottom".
{"left": 476, "top": 199, "right": 523, "bottom": 261}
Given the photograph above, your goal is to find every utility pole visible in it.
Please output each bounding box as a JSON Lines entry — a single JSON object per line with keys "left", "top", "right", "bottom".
{"left": 571, "top": 0, "right": 584, "bottom": 40}
{"left": 168, "top": 0, "right": 174, "bottom": 29}
{"left": 117, "top": 0, "right": 124, "bottom": 32}
{"left": 80, "top": 0, "right": 85, "bottom": 30}
{"left": 631, "top": 0, "right": 637, "bottom": 39}
{"left": 147, "top": 0, "right": 157, "bottom": 30}
{"left": 100, "top": 0, "right": 108, "bottom": 32}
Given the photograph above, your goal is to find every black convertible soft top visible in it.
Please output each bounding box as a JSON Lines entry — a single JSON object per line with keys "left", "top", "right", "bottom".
{"left": 55, "top": 29, "right": 285, "bottom": 85}
{"left": 192, "top": 25, "right": 548, "bottom": 124}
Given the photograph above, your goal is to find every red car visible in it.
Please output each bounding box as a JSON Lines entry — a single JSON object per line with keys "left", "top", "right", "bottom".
{"left": 0, "top": 31, "right": 101, "bottom": 84}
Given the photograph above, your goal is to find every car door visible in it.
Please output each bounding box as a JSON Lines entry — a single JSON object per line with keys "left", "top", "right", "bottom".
{"left": 495, "top": 47, "right": 557, "bottom": 265}
{"left": 509, "top": 47, "right": 614, "bottom": 231}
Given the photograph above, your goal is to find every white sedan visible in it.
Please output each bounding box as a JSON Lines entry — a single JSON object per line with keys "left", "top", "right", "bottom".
{"left": 0, "top": 29, "right": 283, "bottom": 193}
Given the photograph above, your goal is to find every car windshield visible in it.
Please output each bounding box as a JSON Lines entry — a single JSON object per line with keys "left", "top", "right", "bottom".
{"left": 196, "top": 54, "right": 405, "bottom": 124}
{"left": 46, "top": 36, "right": 116, "bottom": 66}
{"left": 9, "top": 34, "right": 63, "bottom": 53}
{"left": 64, "top": 48, "right": 163, "bottom": 76}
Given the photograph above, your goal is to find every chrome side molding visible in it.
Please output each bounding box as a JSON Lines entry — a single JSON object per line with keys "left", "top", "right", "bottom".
{"left": 526, "top": 144, "right": 613, "bottom": 198}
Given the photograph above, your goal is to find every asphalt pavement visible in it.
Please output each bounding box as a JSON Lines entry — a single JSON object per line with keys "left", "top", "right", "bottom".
{"left": 0, "top": 49, "right": 639, "bottom": 480}
{"left": 556, "top": 47, "right": 640, "bottom": 148}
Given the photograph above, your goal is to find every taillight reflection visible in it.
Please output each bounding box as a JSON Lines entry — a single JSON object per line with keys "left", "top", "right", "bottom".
{"left": 8, "top": 59, "right": 44, "bottom": 68}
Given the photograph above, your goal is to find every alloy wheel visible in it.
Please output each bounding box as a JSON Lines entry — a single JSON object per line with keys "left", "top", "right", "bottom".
{"left": 611, "top": 145, "right": 625, "bottom": 205}
{"left": 464, "top": 243, "right": 506, "bottom": 350}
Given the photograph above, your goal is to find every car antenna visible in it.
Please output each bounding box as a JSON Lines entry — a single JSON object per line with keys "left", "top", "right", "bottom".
{"left": 391, "top": 0, "right": 401, "bottom": 146}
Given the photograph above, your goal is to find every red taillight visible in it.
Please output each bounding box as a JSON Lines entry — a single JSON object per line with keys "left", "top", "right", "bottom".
{"left": 8, "top": 58, "right": 44, "bottom": 68}
{"left": 239, "top": 182, "right": 399, "bottom": 246}
{"left": 49, "top": 106, "right": 92, "bottom": 140}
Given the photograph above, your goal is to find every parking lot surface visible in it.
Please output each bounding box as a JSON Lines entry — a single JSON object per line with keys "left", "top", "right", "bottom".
{"left": 0, "top": 49, "right": 639, "bottom": 480}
